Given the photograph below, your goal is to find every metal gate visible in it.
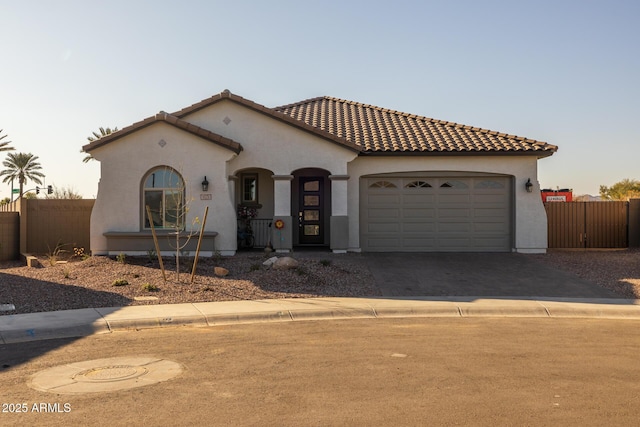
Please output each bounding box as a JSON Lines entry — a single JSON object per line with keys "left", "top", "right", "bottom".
{"left": 545, "top": 202, "right": 628, "bottom": 248}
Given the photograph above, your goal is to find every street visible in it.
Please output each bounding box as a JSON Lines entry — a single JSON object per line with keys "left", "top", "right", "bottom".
{"left": 2, "top": 318, "right": 640, "bottom": 426}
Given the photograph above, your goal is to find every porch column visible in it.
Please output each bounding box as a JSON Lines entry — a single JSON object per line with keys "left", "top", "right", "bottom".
{"left": 227, "top": 175, "right": 238, "bottom": 208}
{"left": 272, "top": 175, "right": 293, "bottom": 252}
{"left": 329, "top": 175, "right": 349, "bottom": 253}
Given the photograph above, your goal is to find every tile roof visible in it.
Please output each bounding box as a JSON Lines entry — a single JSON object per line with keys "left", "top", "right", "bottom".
{"left": 83, "top": 90, "right": 556, "bottom": 158}
{"left": 83, "top": 111, "right": 243, "bottom": 154}
{"left": 274, "top": 96, "right": 557, "bottom": 157}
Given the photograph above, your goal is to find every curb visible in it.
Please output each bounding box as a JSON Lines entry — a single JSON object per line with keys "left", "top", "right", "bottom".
{"left": 1, "top": 297, "right": 640, "bottom": 344}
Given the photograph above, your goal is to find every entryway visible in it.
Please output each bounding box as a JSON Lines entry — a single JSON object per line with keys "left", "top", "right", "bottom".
{"left": 292, "top": 168, "right": 331, "bottom": 247}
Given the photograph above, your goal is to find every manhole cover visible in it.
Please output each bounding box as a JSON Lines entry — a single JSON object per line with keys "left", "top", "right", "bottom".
{"left": 74, "top": 365, "right": 149, "bottom": 382}
{"left": 29, "top": 357, "right": 182, "bottom": 394}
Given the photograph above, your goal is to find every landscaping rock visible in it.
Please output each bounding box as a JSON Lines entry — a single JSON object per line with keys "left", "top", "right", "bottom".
{"left": 263, "top": 256, "right": 278, "bottom": 267}
{"left": 273, "top": 257, "right": 299, "bottom": 270}
{"left": 0, "top": 304, "right": 16, "bottom": 312}
{"left": 214, "top": 266, "right": 229, "bottom": 277}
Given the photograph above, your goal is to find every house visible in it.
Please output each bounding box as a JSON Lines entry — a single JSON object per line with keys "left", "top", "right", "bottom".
{"left": 83, "top": 89, "right": 557, "bottom": 256}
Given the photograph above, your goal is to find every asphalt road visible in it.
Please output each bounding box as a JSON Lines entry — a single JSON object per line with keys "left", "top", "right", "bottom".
{"left": 2, "top": 318, "right": 640, "bottom": 426}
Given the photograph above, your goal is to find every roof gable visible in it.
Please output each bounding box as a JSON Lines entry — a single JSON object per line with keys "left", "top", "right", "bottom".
{"left": 173, "top": 90, "right": 362, "bottom": 153}
{"left": 83, "top": 111, "right": 243, "bottom": 154}
{"left": 274, "top": 96, "right": 558, "bottom": 157}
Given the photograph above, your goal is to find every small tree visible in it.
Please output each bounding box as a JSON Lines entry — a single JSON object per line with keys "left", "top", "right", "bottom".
{"left": 144, "top": 167, "right": 200, "bottom": 282}
{"left": 599, "top": 179, "right": 640, "bottom": 201}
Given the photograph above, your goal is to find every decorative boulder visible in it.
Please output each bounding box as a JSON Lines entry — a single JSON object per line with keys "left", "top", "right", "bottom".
{"left": 273, "top": 257, "right": 299, "bottom": 270}
{"left": 214, "top": 266, "right": 229, "bottom": 277}
{"left": 263, "top": 256, "right": 278, "bottom": 267}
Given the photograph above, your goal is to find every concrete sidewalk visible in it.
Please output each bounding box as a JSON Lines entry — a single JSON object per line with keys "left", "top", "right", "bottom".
{"left": 2, "top": 297, "right": 640, "bottom": 344}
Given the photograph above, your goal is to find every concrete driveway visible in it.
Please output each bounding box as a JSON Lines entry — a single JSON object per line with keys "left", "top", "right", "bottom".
{"left": 363, "top": 253, "right": 623, "bottom": 298}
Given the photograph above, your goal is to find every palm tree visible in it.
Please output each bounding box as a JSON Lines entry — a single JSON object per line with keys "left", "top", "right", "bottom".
{"left": 0, "top": 129, "right": 15, "bottom": 152}
{"left": 0, "top": 152, "right": 45, "bottom": 198}
{"left": 82, "top": 126, "right": 118, "bottom": 162}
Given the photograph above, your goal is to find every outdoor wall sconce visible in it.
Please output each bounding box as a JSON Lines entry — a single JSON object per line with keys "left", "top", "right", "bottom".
{"left": 201, "top": 176, "right": 209, "bottom": 192}
{"left": 525, "top": 178, "right": 533, "bottom": 193}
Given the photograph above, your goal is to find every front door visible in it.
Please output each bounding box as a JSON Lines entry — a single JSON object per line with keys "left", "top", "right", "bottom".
{"left": 298, "top": 177, "right": 324, "bottom": 244}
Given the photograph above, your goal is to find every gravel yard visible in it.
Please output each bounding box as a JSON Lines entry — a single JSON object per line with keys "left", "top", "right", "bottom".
{"left": 0, "top": 251, "right": 380, "bottom": 315}
{"left": 529, "top": 249, "right": 640, "bottom": 299}
{"left": 1, "top": 249, "right": 640, "bottom": 316}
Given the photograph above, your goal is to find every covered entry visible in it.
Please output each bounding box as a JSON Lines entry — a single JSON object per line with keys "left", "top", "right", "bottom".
{"left": 360, "top": 174, "right": 513, "bottom": 252}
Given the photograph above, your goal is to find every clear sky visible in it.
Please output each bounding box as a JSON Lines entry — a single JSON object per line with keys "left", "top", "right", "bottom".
{"left": 1, "top": 0, "right": 638, "bottom": 198}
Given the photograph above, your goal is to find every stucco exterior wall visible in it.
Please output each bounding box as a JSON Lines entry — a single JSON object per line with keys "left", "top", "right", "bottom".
{"left": 347, "top": 155, "right": 548, "bottom": 253}
{"left": 182, "top": 101, "right": 359, "bottom": 176}
{"left": 89, "top": 122, "right": 237, "bottom": 255}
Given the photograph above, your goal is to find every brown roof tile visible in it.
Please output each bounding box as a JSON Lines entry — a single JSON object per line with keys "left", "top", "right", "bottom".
{"left": 83, "top": 91, "right": 557, "bottom": 159}
{"left": 274, "top": 96, "right": 557, "bottom": 157}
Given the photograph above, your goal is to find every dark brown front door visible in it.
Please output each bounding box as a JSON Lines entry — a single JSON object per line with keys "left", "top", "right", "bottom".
{"left": 298, "top": 177, "right": 324, "bottom": 244}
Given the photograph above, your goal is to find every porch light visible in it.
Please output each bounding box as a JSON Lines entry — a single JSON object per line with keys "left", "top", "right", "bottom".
{"left": 201, "top": 176, "right": 209, "bottom": 192}
{"left": 525, "top": 178, "right": 533, "bottom": 193}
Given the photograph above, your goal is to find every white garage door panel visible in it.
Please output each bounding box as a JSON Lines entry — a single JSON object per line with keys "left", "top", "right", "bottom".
{"left": 361, "top": 176, "right": 512, "bottom": 252}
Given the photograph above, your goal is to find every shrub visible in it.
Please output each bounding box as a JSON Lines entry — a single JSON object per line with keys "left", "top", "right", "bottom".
{"left": 112, "top": 279, "right": 129, "bottom": 286}
{"left": 141, "top": 283, "right": 159, "bottom": 292}
{"left": 116, "top": 253, "right": 126, "bottom": 264}
{"left": 46, "top": 241, "right": 68, "bottom": 266}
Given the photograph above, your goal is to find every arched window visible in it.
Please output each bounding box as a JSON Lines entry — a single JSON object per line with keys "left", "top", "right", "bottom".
{"left": 142, "top": 167, "right": 184, "bottom": 229}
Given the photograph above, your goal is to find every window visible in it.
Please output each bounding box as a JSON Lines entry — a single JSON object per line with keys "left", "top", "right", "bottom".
{"left": 475, "top": 180, "right": 505, "bottom": 189}
{"left": 369, "top": 180, "right": 397, "bottom": 188}
{"left": 405, "top": 180, "right": 432, "bottom": 188}
{"left": 440, "top": 180, "right": 468, "bottom": 189}
{"left": 143, "top": 167, "right": 184, "bottom": 229}
{"left": 242, "top": 174, "right": 258, "bottom": 204}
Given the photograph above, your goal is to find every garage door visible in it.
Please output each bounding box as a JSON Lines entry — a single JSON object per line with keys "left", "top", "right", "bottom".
{"left": 360, "top": 176, "right": 512, "bottom": 252}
